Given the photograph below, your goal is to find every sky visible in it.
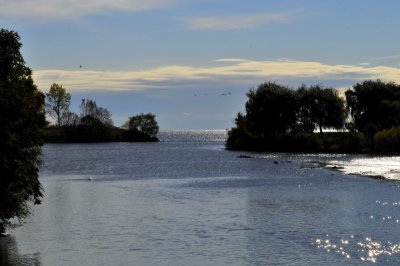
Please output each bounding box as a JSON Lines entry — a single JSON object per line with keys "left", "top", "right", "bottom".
{"left": 1, "top": 0, "right": 400, "bottom": 129}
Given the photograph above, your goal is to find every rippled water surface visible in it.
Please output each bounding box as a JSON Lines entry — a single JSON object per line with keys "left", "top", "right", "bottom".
{"left": 1, "top": 130, "right": 400, "bottom": 265}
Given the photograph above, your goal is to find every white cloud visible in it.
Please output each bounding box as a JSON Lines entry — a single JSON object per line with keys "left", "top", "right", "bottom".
{"left": 369, "top": 54, "right": 400, "bottom": 61}
{"left": 33, "top": 60, "right": 400, "bottom": 93}
{"left": 0, "top": 0, "right": 175, "bottom": 19}
{"left": 215, "top": 58, "right": 249, "bottom": 63}
{"left": 183, "top": 12, "right": 292, "bottom": 30}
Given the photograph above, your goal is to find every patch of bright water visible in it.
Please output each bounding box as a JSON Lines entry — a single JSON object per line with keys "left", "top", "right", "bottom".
{"left": 326, "top": 156, "right": 400, "bottom": 181}
{"left": 313, "top": 235, "right": 400, "bottom": 263}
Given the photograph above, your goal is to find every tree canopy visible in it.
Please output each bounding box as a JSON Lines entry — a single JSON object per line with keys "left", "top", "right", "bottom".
{"left": 297, "top": 85, "right": 346, "bottom": 133}
{"left": 345, "top": 80, "right": 400, "bottom": 134}
{"left": 227, "top": 80, "right": 400, "bottom": 153}
{"left": 125, "top": 113, "right": 159, "bottom": 137}
{"left": 245, "top": 82, "right": 297, "bottom": 137}
{"left": 0, "top": 29, "right": 46, "bottom": 234}
{"left": 239, "top": 82, "right": 346, "bottom": 137}
{"left": 227, "top": 81, "right": 348, "bottom": 152}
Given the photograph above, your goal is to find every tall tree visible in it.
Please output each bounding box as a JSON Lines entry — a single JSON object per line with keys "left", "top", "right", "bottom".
{"left": 346, "top": 80, "right": 400, "bottom": 133}
{"left": 245, "top": 82, "right": 298, "bottom": 137}
{"left": 297, "top": 85, "right": 346, "bottom": 133}
{"left": 45, "top": 83, "right": 71, "bottom": 126}
{"left": 0, "top": 29, "right": 46, "bottom": 234}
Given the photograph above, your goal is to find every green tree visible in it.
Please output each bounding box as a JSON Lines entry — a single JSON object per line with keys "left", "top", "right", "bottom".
{"left": 126, "top": 113, "right": 159, "bottom": 137}
{"left": 297, "top": 85, "right": 346, "bottom": 133}
{"left": 345, "top": 80, "right": 400, "bottom": 133}
{"left": 45, "top": 83, "right": 71, "bottom": 126}
{"left": 245, "top": 82, "right": 298, "bottom": 137}
{"left": 0, "top": 29, "right": 46, "bottom": 234}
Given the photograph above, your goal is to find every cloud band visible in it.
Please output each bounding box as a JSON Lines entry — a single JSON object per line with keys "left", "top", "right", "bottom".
{"left": 33, "top": 59, "right": 400, "bottom": 92}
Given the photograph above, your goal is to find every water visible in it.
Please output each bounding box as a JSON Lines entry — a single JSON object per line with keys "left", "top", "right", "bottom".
{"left": 1, "top": 130, "right": 400, "bottom": 265}
{"left": 326, "top": 156, "right": 400, "bottom": 181}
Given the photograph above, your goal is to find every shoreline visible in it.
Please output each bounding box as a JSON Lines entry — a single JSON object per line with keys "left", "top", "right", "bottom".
{"left": 237, "top": 152, "right": 400, "bottom": 182}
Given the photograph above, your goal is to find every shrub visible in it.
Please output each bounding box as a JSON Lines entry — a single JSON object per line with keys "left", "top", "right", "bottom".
{"left": 373, "top": 127, "right": 400, "bottom": 153}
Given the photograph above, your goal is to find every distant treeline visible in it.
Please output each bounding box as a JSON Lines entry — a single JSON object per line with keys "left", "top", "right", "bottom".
{"left": 43, "top": 83, "right": 159, "bottom": 143}
{"left": 227, "top": 80, "right": 400, "bottom": 154}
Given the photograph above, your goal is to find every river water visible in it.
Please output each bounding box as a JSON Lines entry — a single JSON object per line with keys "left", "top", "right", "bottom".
{"left": 1, "top": 130, "right": 400, "bottom": 265}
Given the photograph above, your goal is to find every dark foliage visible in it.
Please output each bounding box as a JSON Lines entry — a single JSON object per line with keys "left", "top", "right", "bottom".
{"left": 0, "top": 29, "right": 46, "bottom": 234}
{"left": 297, "top": 85, "right": 346, "bottom": 133}
{"left": 245, "top": 82, "right": 297, "bottom": 137}
{"left": 226, "top": 81, "right": 359, "bottom": 153}
{"left": 346, "top": 80, "right": 400, "bottom": 134}
{"left": 373, "top": 127, "right": 400, "bottom": 154}
{"left": 124, "top": 113, "right": 159, "bottom": 137}
{"left": 79, "top": 99, "right": 113, "bottom": 126}
{"left": 42, "top": 122, "right": 158, "bottom": 143}
{"left": 43, "top": 92, "right": 159, "bottom": 142}
{"left": 228, "top": 80, "right": 400, "bottom": 154}
{"left": 63, "top": 115, "right": 115, "bottom": 142}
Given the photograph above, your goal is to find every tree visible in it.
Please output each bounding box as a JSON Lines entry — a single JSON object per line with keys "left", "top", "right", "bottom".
{"left": 79, "top": 99, "right": 113, "bottom": 126}
{"left": 245, "top": 82, "right": 298, "bottom": 137}
{"left": 126, "top": 113, "right": 159, "bottom": 137}
{"left": 297, "top": 85, "right": 346, "bottom": 133}
{"left": 45, "top": 83, "right": 71, "bottom": 126}
{"left": 74, "top": 115, "right": 114, "bottom": 142}
{"left": 0, "top": 29, "right": 46, "bottom": 234}
{"left": 345, "top": 80, "right": 400, "bottom": 133}
{"left": 60, "top": 111, "right": 79, "bottom": 126}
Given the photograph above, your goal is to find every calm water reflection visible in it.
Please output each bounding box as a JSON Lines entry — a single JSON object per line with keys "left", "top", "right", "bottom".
{"left": 2, "top": 130, "right": 400, "bottom": 265}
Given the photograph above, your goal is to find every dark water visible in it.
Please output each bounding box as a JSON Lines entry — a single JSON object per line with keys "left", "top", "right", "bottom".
{"left": 1, "top": 130, "right": 400, "bottom": 265}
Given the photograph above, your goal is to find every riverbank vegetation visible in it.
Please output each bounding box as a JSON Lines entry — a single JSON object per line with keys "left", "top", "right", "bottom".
{"left": 227, "top": 80, "right": 400, "bottom": 154}
{"left": 43, "top": 85, "right": 159, "bottom": 143}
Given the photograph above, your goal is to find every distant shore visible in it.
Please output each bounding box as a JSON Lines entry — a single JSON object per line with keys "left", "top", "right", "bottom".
{"left": 42, "top": 126, "right": 159, "bottom": 143}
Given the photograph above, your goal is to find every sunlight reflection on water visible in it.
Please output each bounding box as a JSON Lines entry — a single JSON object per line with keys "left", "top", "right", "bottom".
{"left": 313, "top": 235, "right": 400, "bottom": 263}
{"left": 326, "top": 156, "right": 400, "bottom": 181}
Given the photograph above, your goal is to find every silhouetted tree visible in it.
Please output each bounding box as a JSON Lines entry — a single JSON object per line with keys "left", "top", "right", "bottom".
{"left": 0, "top": 29, "right": 46, "bottom": 234}
{"left": 298, "top": 85, "right": 346, "bottom": 133}
{"left": 72, "top": 115, "right": 114, "bottom": 142}
{"left": 45, "top": 83, "right": 71, "bottom": 126}
{"left": 245, "top": 82, "right": 297, "bottom": 137}
{"left": 233, "top": 112, "right": 248, "bottom": 131}
{"left": 60, "top": 111, "right": 79, "bottom": 126}
{"left": 125, "top": 113, "right": 159, "bottom": 137}
{"left": 79, "top": 99, "right": 113, "bottom": 126}
{"left": 345, "top": 80, "right": 400, "bottom": 133}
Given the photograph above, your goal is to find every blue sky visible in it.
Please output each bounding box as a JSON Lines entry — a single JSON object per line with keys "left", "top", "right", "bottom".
{"left": 2, "top": 0, "right": 400, "bottom": 129}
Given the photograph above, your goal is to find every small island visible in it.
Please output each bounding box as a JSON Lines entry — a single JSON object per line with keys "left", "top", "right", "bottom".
{"left": 226, "top": 80, "right": 400, "bottom": 154}
{"left": 42, "top": 84, "right": 159, "bottom": 143}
